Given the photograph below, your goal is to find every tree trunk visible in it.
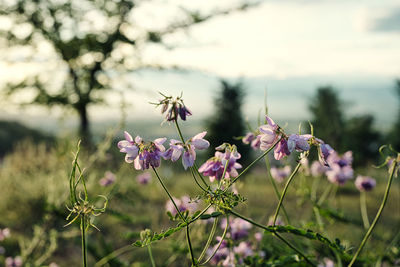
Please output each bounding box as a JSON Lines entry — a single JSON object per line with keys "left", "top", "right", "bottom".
{"left": 78, "top": 104, "right": 91, "bottom": 144}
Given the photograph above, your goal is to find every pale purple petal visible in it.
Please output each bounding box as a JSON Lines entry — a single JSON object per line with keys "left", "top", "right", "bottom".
{"left": 124, "top": 131, "right": 133, "bottom": 142}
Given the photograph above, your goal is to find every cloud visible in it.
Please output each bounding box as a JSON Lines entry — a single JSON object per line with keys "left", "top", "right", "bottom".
{"left": 356, "top": 7, "right": 400, "bottom": 33}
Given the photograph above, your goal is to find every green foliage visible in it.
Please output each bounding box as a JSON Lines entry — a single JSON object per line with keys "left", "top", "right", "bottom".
{"left": 387, "top": 80, "right": 400, "bottom": 151}
{"left": 205, "top": 79, "right": 251, "bottom": 163}
{"left": 309, "top": 86, "right": 346, "bottom": 151}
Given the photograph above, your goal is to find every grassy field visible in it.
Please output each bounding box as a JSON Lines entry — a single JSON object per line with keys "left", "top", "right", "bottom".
{"left": 0, "top": 138, "right": 399, "bottom": 266}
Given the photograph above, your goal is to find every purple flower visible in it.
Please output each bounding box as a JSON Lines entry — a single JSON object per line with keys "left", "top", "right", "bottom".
{"left": 318, "top": 258, "right": 335, "bottom": 267}
{"left": 274, "top": 138, "right": 291, "bottom": 160}
{"left": 5, "top": 257, "right": 22, "bottom": 267}
{"left": 254, "top": 232, "right": 263, "bottom": 242}
{"left": 118, "top": 131, "right": 139, "bottom": 163}
{"left": 242, "top": 132, "right": 255, "bottom": 144}
{"left": 207, "top": 237, "right": 229, "bottom": 265}
{"left": 0, "top": 246, "right": 5, "bottom": 255}
{"left": 99, "top": 171, "right": 116, "bottom": 187}
{"left": 287, "top": 134, "right": 311, "bottom": 153}
{"left": 250, "top": 135, "right": 262, "bottom": 150}
{"left": 259, "top": 116, "right": 279, "bottom": 150}
{"left": 165, "top": 195, "right": 198, "bottom": 216}
{"left": 178, "top": 105, "right": 192, "bottom": 121}
{"left": 319, "top": 143, "right": 334, "bottom": 165}
{"left": 162, "top": 132, "right": 210, "bottom": 170}
{"left": 233, "top": 242, "right": 254, "bottom": 262}
{"left": 310, "top": 161, "right": 328, "bottom": 177}
{"left": 0, "top": 228, "right": 10, "bottom": 241}
{"left": 199, "top": 151, "right": 242, "bottom": 182}
{"left": 326, "top": 164, "right": 353, "bottom": 185}
{"left": 136, "top": 172, "right": 152, "bottom": 185}
{"left": 355, "top": 176, "right": 376, "bottom": 192}
{"left": 270, "top": 166, "right": 291, "bottom": 183}
{"left": 221, "top": 217, "right": 252, "bottom": 240}
{"left": 121, "top": 136, "right": 167, "bottom": 170}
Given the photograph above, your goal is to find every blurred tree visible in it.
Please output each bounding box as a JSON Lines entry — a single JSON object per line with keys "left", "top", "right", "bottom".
{"left": 309, "top": 86, "right": 346, "bottom": 151}
{"left": 0, "top": 0, "right": 260, "bottom": 141}
{"left": 387, "top": 80, "right": 400, "bottom": 151}
{"left": 205, "top": 79, "right": 251, "bottom": 164}
{"left": 344, "top": 115, "right": 381, "bottom": 166}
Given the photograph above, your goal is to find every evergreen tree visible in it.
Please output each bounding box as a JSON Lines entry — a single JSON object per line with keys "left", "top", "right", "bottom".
{"left": 387, "top": 80, "right": 400, "bottom": 151}
{"left": 205, "top": 80, "right": 250, "bottom": 164}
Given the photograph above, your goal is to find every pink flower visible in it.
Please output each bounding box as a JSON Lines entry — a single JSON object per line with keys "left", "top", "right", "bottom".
{"left": 242, "top": 132, "right": 255, "bottom": 144}
{"left": 310, "top": 161, "right": 328, "bottom": 177}
{"left": 163, "top": 132, "right": 210, "bottom": 170}
{"left": 270, "top": 166, "right": 291, "bottom": 183}
{"left": 274, "top": 138, "right": 291, "bottom": 160}
{"left": 221, "top": 217, "right": 252, "bottom": 240}
{"left": 5, "top": 257, "right": 22, "bottom": 267}
{"left": 233, "top": 241, "right": 254, "bottom": 260}
{"left": 133, "top": 138, "right": 167, "bottom": 170}
{"left": 355, "top": 176, "right": 376, "bottom": 192}
{"left": 136, "top": 172, "right": 152, "bottom": 185}
{"left": 118, "top": 131, "right": 139, "bottom": 163}
{"left": 287, "top": 134, "right": 311, "bottom": 153}
{"left": 199, "top": 151, "right": 242, "bottom": 182}
{"left": 165, "top": 195, "right": 198, "bottom": 216}
{"left": 259, "top": 116, "right": 279, "bottom": 151}
{"left": 0, "top": 228, "right": 10, "bottom": 241}
{"left": 99, "top": 171, "right": 116, "bottom": 187}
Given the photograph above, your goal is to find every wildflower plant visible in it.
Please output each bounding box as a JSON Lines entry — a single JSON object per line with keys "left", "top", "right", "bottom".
{"left": 65, "top": 141, "right": 107, "bottom": 267}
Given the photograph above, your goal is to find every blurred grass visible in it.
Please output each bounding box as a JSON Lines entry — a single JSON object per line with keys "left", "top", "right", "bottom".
{"left": 0, "top": 139, "right": 399, "bottom": 266}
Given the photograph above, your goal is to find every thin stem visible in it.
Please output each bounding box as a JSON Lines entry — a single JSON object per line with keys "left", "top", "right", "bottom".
{"left": 218, "top": 160, "right": 230, "bottom": 189}
{"left": 272, "top": 160, "right": 303, "bottom": 225}
{"left": 317, "top": 183, "right": 332, "bottom": 206}
{"left": 265, "top": 158, "right": 291, "bottom": 224}
{"left": 193, "top": 163, "right": 209, "bottom": 188}
{"left": 190, "top": 167, "right": 207, "bottom": 192}
{"left": 174, "top": 120, "right": 186, "bottom": 143}
{"left": 152, "top": 167, "right": 186, "bottom": 222}
{"left": 189, "top": 204, "right": 212, "bottom": 224}
{"left": 225, "top": 138, "right": 281, "bottom": 192}
{"left": 348, "top": 160, "right": 398, "bottom": 267}
{"left": 198, "top": 217, "right": 219, "bottom": 262}
{"left": 360, "top": 191, "right": 370, "bottom": 229}
{"left": 229, "top": 210, "right": 315, "bottom": 266}
{"left": 81, "top": 215, "right": 87, "bottom": 267}
{"left": 95, "top": 244, "right": 133, "bottom": 267}
{"left": 200, "top": 215, "right": 229, "bottom": 265}
{"left": 147, "top": 245, "right": 156, "bottom": 267}
{"left": 186, "top": 225, "right": 196, "bottom": 266}
{"left": 313, "top": 206, "right": 324, "bottom": 231}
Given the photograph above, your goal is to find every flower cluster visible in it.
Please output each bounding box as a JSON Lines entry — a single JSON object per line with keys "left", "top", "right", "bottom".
{"left": 325, "top": 151, "right": 354, "bottom": 185}
{"left": 198, "top": 144, "right": 242, "bottom": 182}
{"left": 136, "top": 172, "right": 152, "bottom": 185}
{"left": 162, "top": 132, "right": 210, "bottom": 169}
{"left": 118, "top": 131, "right": 166, "bottom": 170}
{"left": 165, "top": 195, "right": 198, "bottom": 216}
{"left": 5, "top": 257, "right": 22, "bottom": 267}
{"left": 153, "top": 93, "right": 192, "bottom": 122}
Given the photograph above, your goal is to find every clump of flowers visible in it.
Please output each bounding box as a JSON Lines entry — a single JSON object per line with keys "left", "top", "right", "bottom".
{"left": 355, "top": 176, "right": 376, "bottom": 192}
{"left": 221, "top": 217, "right": 252, "bottom": 240}
{"left": 310, "top": 160, "right": 328, "bottom": 177}
{"left": 118, "top": 131, "right": 166, "bottom": 170}
{"left": 136, "top": 172, "right": 152, "bottom": 185}
{"left": 99, "top": 171, "right": 116, "bottom": 187}
{"left": 152, "top": 92, "right": 192, "bottom": 122}
{"left": 165, "top": 195, "right": 198, "bottom": 216}
{"left": 5, "top": 256, "right": 22, "bottom": 267}
{"left": 325, "top": 151, "right": 354, "bottom": 185}
{"left": 162, "top": 132, "right": 210, "bottom": 169}
{"left": 270, "top": 166, "right": 291, "bottom": 183}
{"left": 199, "top": 143, "right": 242, "bottom": 182}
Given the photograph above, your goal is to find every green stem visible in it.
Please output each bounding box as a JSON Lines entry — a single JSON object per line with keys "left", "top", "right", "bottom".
{"left": 198, "top": 217, "right": 219, "bottom": 262}
{"left": 229, "top": 210, "right": 315, "bottom": 266}
{"left": 225, "top": 138, "right": 281, "bottom": 192}
{"left": 189, "top": 204, "right": 212, "bottom": 224}
{"left": 272, "top": 160, "right": 303, "bottom": 225}
{"left": 348, "top": 160, "right": 398, "bottom": 267}
{"left": 147, "top": 245, "right": 156, "bottom": 267}
{"left": 360, "top": 191, "right": 370, "bottom": 229}
{"left": 174, "top": 119, "right": 186, "bottom": 143}
{"left": 95, "top": 244, "right": 133, "bottom": 267}
{"left": 186, "top": 225, "right": 196, "bottom": 266}
{"left": 193, "top": 163, "right": 209, "bottom": 188}
{"left": 190, "top": 167, "right": 207, "bottom": 192}
{"left": 317, "top": 183, "right": 332, "bottom": 206}
{"left": 152, "top": 167, "right": 186, "bottom": 222}
{"left": 81, "top": 215, "right": 87, "bottom": 267}
{"left": 200, "top": 215, "right": 229, "bottom": 265}
{"left": 265, "top": 158, "right": 291, "bottom": 224}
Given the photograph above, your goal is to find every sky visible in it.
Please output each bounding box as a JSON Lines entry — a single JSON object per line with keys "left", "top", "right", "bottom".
{"left": 0, "top": 0, "right": 399, "bottom": 133}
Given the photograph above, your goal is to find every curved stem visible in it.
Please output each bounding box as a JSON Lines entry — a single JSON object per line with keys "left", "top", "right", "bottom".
{"left": 174, "top": 120, "right": 186, "bottom": 143}
{"left": 152, "top": 167, "right": 186, "bottom": 222}
{"left": 193, "top": 163, "right": 209, "bottom": 188}
{"left": 348, "top": 160, "right": 398, "bottom": 267}
{"left": 198, "top": 217, "right": 219, "bottom": 262}
{"left": 186, "top": 225, "right": 196, "bottom": 266}
{"left": 265, "top": 158, "right": 291, "bottom": 224}
{"left": 95, "top": 244, "right": 133, "bottom": 267}
{"left": 81, "top": 215, "right": 87, "bottom": 267}
{"left": 272, "top": 160, "right": 303, "bottom": 225}
{"left": 190, "top": 167, "right": 207, "bottom": 192}
{"left": 229, "top": 210, "right": 315, "bottom": 266}
{"left": 147, "top": 245, "right": 156, "bottom": 267}
{"left": 189, "top": 204, "right": 212, "bottom": 224}
{"left": 225, "top": 138, "right": 281, "bottom": 192}
{"left": 317, "top": 183, "right": 332, "bottom": 206}
{"left": 360, "top": 191, "right": 370, "bottom": 229}
{"left": 200, "top": 215, "right": 229, "bottom": 265}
